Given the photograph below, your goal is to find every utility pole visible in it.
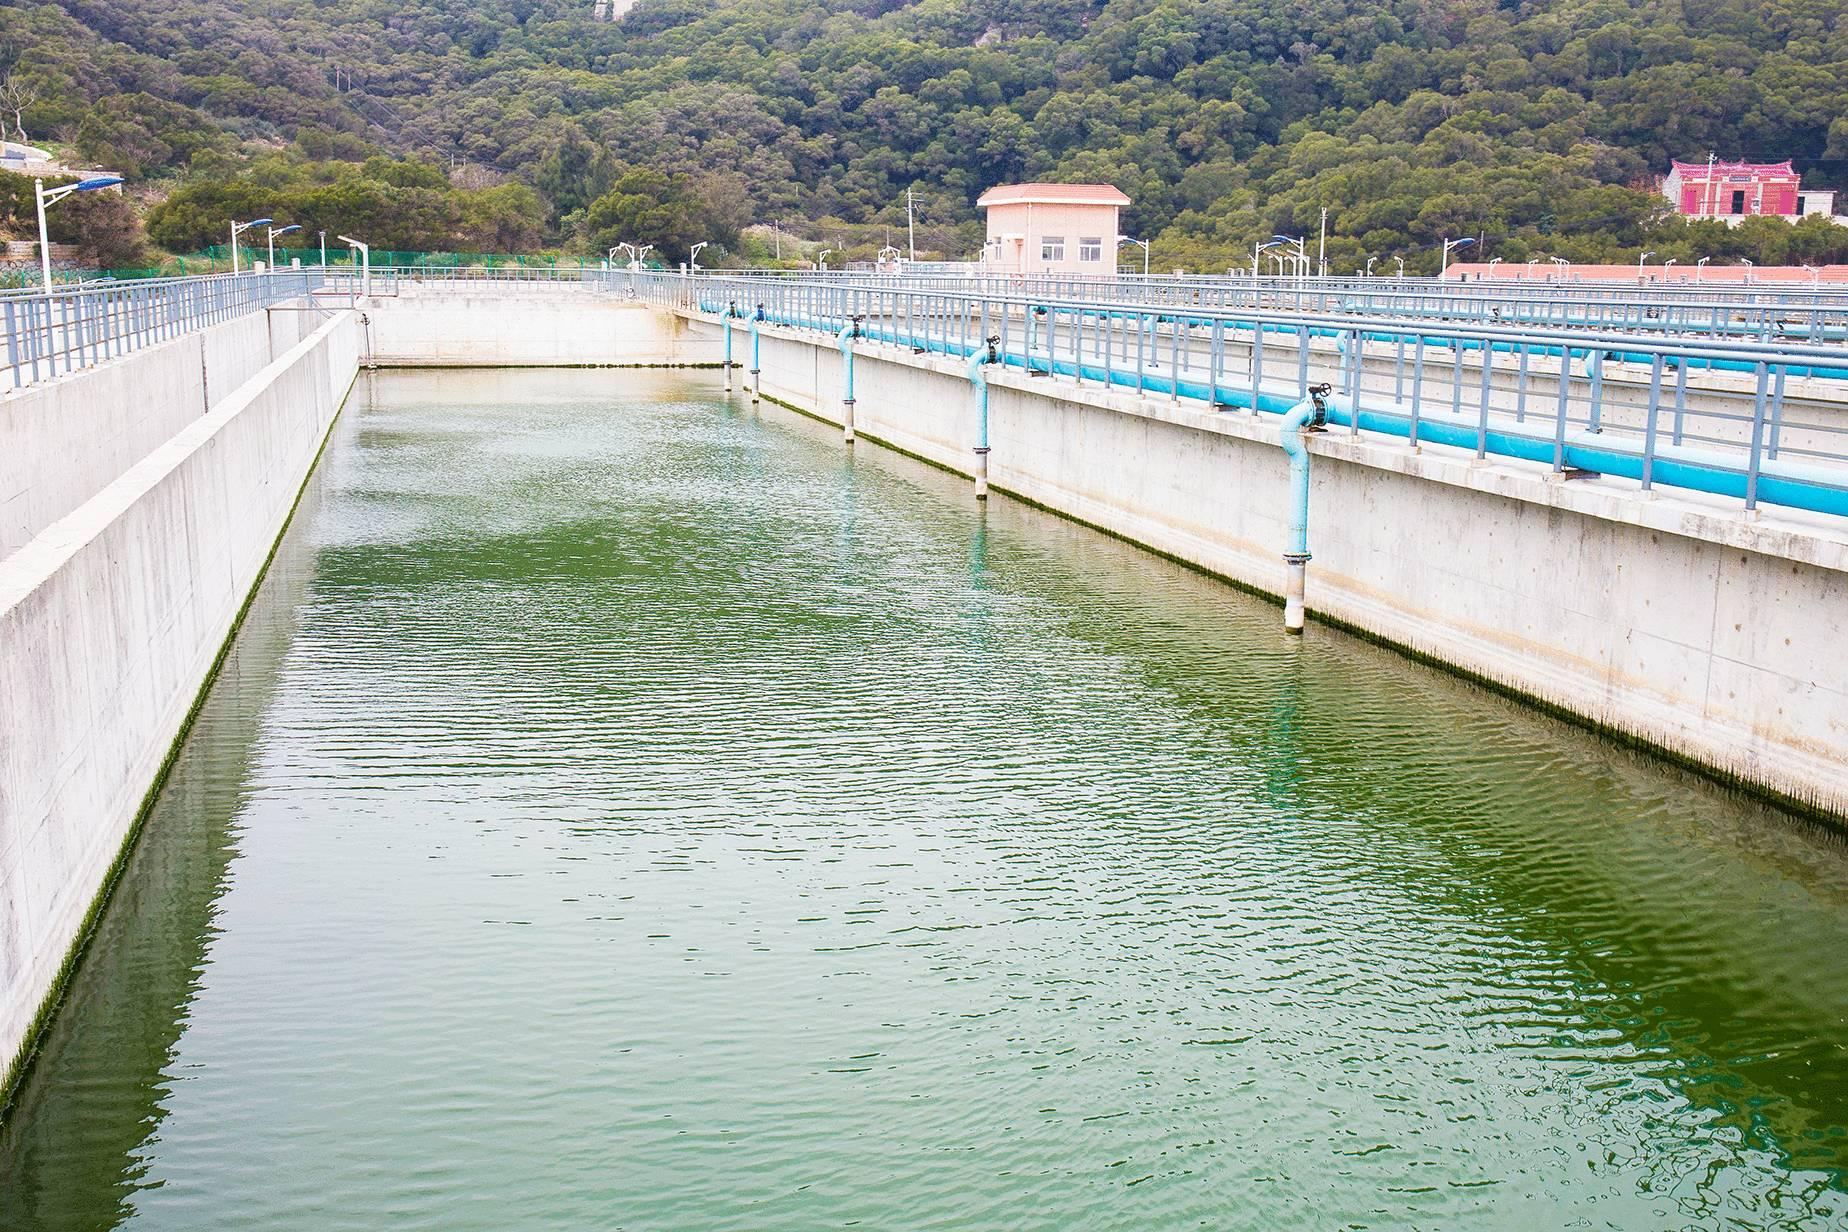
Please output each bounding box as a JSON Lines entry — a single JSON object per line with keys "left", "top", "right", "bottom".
{"left": 1317, "top": 206, "right": 1327, "bottom": 278}
{"left": 773, "top": 220, "right": 781, "bottom": 260}
{"left": 906, "top": 188, "right": 917, "bottom": 262}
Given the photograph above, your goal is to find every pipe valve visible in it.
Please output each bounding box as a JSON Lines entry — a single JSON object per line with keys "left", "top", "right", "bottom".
{"left": 1307, "top": 382, "right": 1331, "bottom": 429}
{"left": 985, "top": 333, "right": 1000, "bottom": 364}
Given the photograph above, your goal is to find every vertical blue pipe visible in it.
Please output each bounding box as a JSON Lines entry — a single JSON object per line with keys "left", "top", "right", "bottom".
{"left": 749, "top": 304, "right": 763, "bottom": 402}
{"left": 1277, "top": 385, "right": 1328, "bottom": 632}
{"left": 969, "top": 338, "right": 994, "bottom": 498}
{"left": 837, "top": 318, "right": 859, "bottom": 442}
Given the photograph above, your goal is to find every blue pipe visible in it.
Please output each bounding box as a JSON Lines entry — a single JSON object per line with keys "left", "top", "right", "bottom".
{"left": 836, "top": 319, "right": 859, "bottom": 441}
{"left": 969, "top": 339, "right": 994, "bottom": 498}
{"left": 749, "top": 304, "right": 763, "bottom": 401}
{"left": 1277, "top": 386, "right": 1329, "bottom": 632}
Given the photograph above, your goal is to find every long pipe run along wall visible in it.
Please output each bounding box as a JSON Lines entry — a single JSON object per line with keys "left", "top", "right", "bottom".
{"left": 704, "top": 311, "right": 1848, "bottom": 820}
{"left": 0, "top": 310, "right": 362, "bottom": 1092}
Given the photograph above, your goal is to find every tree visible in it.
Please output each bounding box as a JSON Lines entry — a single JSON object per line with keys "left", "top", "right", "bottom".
{"left": 0, "top": 71, "right": 38, "bottom": 144}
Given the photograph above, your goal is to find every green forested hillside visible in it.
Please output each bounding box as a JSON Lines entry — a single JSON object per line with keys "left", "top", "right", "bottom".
{"left": 5, "top": 0, "right": 1848, "bottom": 269}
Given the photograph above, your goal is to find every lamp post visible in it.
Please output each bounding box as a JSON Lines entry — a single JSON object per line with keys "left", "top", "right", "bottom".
{"left": 1696, "top": 256, "right": 1710, "bottom": 282}
{"left": 230, "top": 216, "right": 274, "bottom": 275}
{"left": 1439, "top": 236, "right": 1474, "bottom": 277}
{"left": 1663, "top": 257, "right": 1677, "bottom": 281}
{"left": 1395, "top": 256, "right": 1405, "bottom": 279}
{"left": 1527, "top": 258, "right": 1539, "bottom": 278}
{"left": 611, "top": 243, "right": 635, "bottom": 267}
{"left": 633, "top": 244, "right": 654, "bottom": 271}
{"left": 1254, "top": 239, "right": 1277, "bottom": 281}
{"left": 689, "top": 241, "right": 708, "bottom": 272}
{"left": 336, "top": 234, "right": 370, "bottom": 297}
{"left": 1804, "top": 264, "right": 1820, "bottom": 289}
{"left": 1117, "top": 234, "right": 1151, "bottom": 277}
{"left": 266, "top": 223, "right": 301, "bottom": 271}
{"left": 1364, "top": 256, "right": 1376, "bottom": 278}
{"left": 1488, "top": 256, "right": 1503, "bottom": 277}
{"left": 1551, "top": 257, "right": 1569, "bottom": 281}
{"left": 319, "top": 230, "right": 327, "bottom": 268}
{"left": 33, "top": 175, "right": 124, "bottom": 297}
{"left": 1741, "top": 257, "right": 1753, "bottom": 284}
{"left": 1637, "top": 250, "right": 1655, "bottom": 280}
{"left": 1271, "top": 235, "right": 1307, "bottom": 280}
{"left": 817, "top": 247, "right": 832, "bottom": 271}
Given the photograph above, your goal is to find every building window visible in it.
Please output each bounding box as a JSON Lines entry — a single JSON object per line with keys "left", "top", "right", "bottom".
{"left": 1078, "top": 237, "right": 1102, "bottom": 262}
{"left": 1041, "top": 236, "right": 1065, "bottom": 262}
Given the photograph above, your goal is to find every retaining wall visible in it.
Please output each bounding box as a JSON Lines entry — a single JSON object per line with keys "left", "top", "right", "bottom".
{"left": 1, "top": 304, "right": 329, "bottom": 557}
{"left": 363, "top": 282, "right": 721, "bottom": 367}
{"left": 0, "top": 310, "right": 361, "bottom": 1086}
{"left": 717, "top": 312, "right": 1848, "bottom": 817}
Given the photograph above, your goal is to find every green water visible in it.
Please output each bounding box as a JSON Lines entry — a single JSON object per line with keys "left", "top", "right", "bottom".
{"left": 4, "top": 369, "right": 1846, "bottom": 1230}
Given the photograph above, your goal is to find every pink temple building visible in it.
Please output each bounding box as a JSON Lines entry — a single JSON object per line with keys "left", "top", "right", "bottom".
{"left": 1662, "top": 159, "right": 1836, "bottom": 225}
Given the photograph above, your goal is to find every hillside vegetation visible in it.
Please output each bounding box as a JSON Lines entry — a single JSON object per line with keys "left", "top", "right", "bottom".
{"left": 4, "top": 0, "right": 1848, "bottom": 269}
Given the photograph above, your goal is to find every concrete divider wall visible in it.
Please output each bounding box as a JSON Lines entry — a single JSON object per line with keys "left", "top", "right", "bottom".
{"left": 1, "top": 304, "right": 328, "bottom": 558}
{"left": 0, "top": 310, "right": 360, "bottom": 1085}
{"left": 729, "top": 314, "right": 1848, "bottom": 818}
{"left": 364, "top": 283, "right": 722, "bottom": 367}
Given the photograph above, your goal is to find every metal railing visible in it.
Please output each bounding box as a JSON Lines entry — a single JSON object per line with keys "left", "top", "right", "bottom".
{"left": 703, "top": 269, "right": 1848, "bottom": 345}
{"left": 1, "top": 270, "right": 329, "bottom": 391}
{"left": 621, "top": 270, "right": 1848, "bottom": 520}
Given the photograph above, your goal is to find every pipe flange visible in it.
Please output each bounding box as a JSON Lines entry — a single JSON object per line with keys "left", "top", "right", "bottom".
{"left": 973, "top": 446, "right": 992, "bottom": 455}
{"left": 1282, "top": 551, "right": 1313, "bottom": 565}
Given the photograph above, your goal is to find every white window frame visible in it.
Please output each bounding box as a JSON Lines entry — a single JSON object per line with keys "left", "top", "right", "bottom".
{"left": 1040, "top": 235, "right": 1065, "bottom": 262}
{"left": 1078, "top": 237, "right": 1103, "bottom": 262}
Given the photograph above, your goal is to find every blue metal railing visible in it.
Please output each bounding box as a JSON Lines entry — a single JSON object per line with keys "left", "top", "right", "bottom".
{"left": 620, "top": 270, "right": 1848, "bottom": 520}
{"left": 0, "top": 270, "right": 330, "bottom": 391}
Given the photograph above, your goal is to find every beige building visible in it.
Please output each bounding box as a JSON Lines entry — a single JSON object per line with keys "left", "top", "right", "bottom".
{"left": 977, "top": 183, "right": 1131, "bottom": 275}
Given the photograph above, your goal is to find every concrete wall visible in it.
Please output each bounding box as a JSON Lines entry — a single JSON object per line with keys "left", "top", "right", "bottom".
{"left": 0, "top": 311, "right": 360, "bottom": 1086}
{"left": 364, "top": 282, "right": 720, "bottom": 367}
{"left": 1, "top": 304, "right": 327, "bottom": 557}
{"left": 720, "top": 312, "right": 1848, "bottom": 818}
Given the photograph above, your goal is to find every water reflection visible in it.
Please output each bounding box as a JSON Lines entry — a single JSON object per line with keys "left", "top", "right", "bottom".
{"left": 2, "top": 368, "right": 1843, "bottom": 1230}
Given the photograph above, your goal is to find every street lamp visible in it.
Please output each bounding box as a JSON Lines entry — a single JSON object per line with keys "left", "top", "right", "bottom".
{"left": 1526, "top": 258, "right": 1539, "bottom": 278}
{"left": 689, "top": 241, "right": 709, "bottom": 272}
{"left": 609, "top": 244, "right": 632, "bottom": 264}
{"left": 336, "top": 234, "right": 371, "bottom": 297}
{"left": 1804, "top": 264, "right": 1820, "bottom": 288}
{"left": 1365, "top": 257, "right": 1376, "bottom": 277}
{"left": 1254, "top": 239, "right": 1278, "bottom": 280}
{"left": 1741, "top": 257, "right": 1753, "bottom": 284}
{"left": 1270, "top": 234, "right": 1307, "bottom": 278}
{"left": 1117, "top": 234, "right": 1150, "bottom": 277}
{"left": 1488, "top": 257, "right": 1503, "bottom": 277}
{"left": 1395, "top": 256, "right": 1405, "bottom": 279}
{"left": 32, "top": 175, "right": 123, "bottom": 297}
{"left": 230, "top": 216, "right": 274, "bottom": 275}
{"left": 1663, "top": 257, "right": 1677, "bottom": 280}
{"left": 266, "top": 223, "right": 301, "bottom": 272}
{"left": 1551, "top": 257, "right": 1570, "bottom": 281}
{"left": 1438, "top": 236, "right": 1474, "bottom": 277}
{"left": 817, "top": 247, "right": 832, "bottom": 271}
{"left": 1637, "top": 250, "right": 1655, "bottom": 279}
{"left": 1696, "top": 256, "right": 1710, "bottom": 282}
